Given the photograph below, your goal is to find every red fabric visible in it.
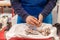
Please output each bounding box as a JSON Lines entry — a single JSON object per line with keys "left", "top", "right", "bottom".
{"left": 10, "top": 37, "right": 52, "bottom": 40}
{"left": 0, "top": 27, "right": 6, "bottom": 40}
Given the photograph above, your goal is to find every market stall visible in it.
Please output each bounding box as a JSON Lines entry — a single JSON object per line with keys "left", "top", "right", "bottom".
{"left": 0, "top": 0, "right": 60, "bottom": 40}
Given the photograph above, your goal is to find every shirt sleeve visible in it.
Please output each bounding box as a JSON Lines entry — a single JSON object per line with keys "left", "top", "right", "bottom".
{"left": 10, "top": 0, "right": 30, "bottom": 21}
{"left": 41, "top": 0, "right": 57, "bottom": 18}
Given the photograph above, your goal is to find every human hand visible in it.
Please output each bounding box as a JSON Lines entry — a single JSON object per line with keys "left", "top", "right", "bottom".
{"left": 38, "top": 14, "right": 43, "bottom": 27}
{"left": 26, "top": 16, "right": 39, "bottom": 27}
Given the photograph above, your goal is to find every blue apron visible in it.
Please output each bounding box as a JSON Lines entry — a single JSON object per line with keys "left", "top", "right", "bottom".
{"left": 17, "top": 0, "right": 52, "bottom": 24}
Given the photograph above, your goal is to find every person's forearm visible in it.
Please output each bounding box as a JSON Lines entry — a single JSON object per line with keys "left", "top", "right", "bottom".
{"left": 41, "top": 0, "right": 57, "bottom": 18}
{"left": 10, "top": 0, "right": 29, "bottom": 21}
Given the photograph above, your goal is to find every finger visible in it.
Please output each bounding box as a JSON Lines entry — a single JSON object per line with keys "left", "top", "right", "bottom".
{"left": 37, "top": 19, "right": 42, "bottom": 27}
{"left": 37, "top": 22, "right": 42, "bottom": 27}
{"left": 39, "top": 18, "right": 42, "bottom": 22}
{"left": 27, "top": 18, "right": 38, "bottom": 26}
{"left": 26, "top": 19, "right": 30, "bottom": 24}
{"left": 39, "top": 22, "right": 42, "bottom": 26}
{"left": 38, "top": 20, "right": 42, "bottom": 24}
{"left": 38, "top": 16, "right": 43, "bottom": 24}
{"left": 32, "top": 17, "right": 38, "bottom": 21}
{"left": 26, "top": 19, "right": 35, "bottom": 26}
{"left": 31, "top": 18, "right": 38, "bottom": 24}
{"left": 33, "top": 17, "right": 41, "bottom": 27}
{"left": 31, "top": 18, "right": 40, "bottom": 26}
{"left": 29, "top": 21, "right": 36, "bottom": 26}
{"left": 38, "top": 14, "right": 43, "bottom": 22}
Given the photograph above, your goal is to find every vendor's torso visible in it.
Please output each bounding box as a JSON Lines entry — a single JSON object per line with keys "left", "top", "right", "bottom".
{"left": 20, "top": 0, "right": 48, "bottom": 15}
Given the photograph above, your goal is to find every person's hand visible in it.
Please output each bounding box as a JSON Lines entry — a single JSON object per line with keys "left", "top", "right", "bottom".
{"left": 38, "top": 14, "right": 43, "bottom": 27}
{"left": 26, "top": 16, "right": 39, "bottom": 27}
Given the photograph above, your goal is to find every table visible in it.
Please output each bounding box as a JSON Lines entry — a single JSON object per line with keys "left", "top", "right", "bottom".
{"left": 0, "top": 27, "right": 53, "bottom": 40}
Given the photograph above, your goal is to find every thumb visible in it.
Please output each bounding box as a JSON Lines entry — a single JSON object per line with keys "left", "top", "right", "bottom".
{"left": 39, "top": 14, "right": 43, "bottom": 23}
